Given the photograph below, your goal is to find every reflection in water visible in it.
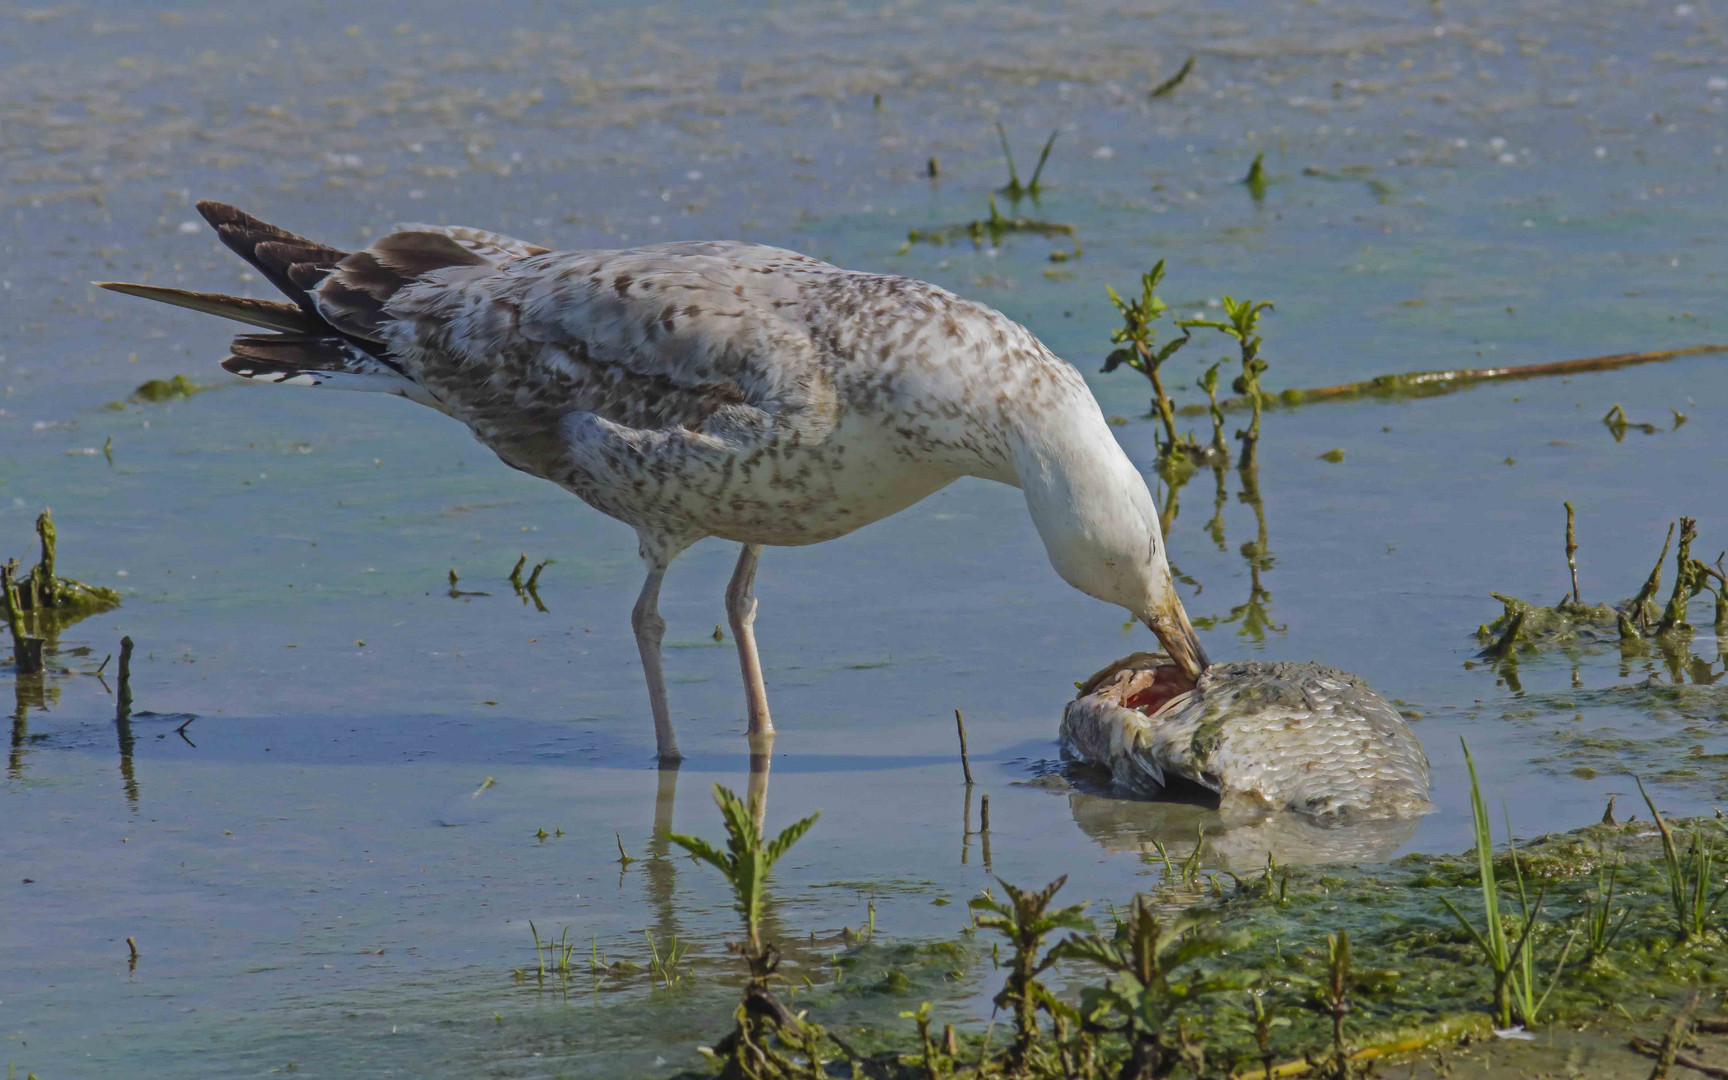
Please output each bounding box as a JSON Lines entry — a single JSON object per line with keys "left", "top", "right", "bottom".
{"left": 644, "top": 762, "right": 681, "bottom": 949}
{"left": 747, "top": 732, "right": 773, "bottom": 830}
{"left": 635, "top": 738, "right": 818, "bottom": 977}
{"left": 1162, "top": 460, "right": 1286, "bottom": 642}
{"left": 960, "top": 778, "right": 973, "bottom": 865}
{"left": 1204, "top": 465, "right": 1229, "bottom": 553}
{"left": 1478, "top": 611, "right": 1726, "bottom": 697}
{"left": 1064, "top": 787, "right": 1419, "bottom": 871}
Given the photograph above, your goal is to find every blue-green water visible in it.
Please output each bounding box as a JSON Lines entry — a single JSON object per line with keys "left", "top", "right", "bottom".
{"left": 3, "top": 0, "right": 1726, "bottom": 1075}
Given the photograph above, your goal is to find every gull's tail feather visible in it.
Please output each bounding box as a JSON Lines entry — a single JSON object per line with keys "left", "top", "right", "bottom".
{"left": 98, "top": 201, "right": 448, "bottom": 407}
{"left": 219, "top": 332, "right": 444, "bottom": 407}
{"left": 94, "top": 282, "right": 323, "bottom": 334}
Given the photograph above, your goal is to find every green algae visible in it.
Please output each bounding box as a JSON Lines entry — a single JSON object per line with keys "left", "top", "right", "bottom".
{"left": 903, "top": 193, "right": 1077, "bottom": 249}
{"left": 1475, "top": 512, "right": 1726, "bottom": 657}
{"left": 127, "top": 374, "right": 209, "bottom": 403}
{"left": 5, "top": 511, "right": 119, "bottom": 668}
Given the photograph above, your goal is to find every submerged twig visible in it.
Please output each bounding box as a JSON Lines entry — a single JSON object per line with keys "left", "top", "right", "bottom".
{"left": 1633, "top": 523, "right": 1677, "bottom": 631}
{"left": 1179, "top": 344, "right": 1728, "bottom": 416}
{"left": 1634, "top": 989, "right": 1700, "bottom": 1080}
{"left": 1564, "top": 502, "right": 1581, "bottom": 607}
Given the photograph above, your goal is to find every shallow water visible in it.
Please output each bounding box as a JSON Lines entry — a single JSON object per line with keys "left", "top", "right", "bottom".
{"left": 3, "top": 0, "right": 1726, "bottom": 1075}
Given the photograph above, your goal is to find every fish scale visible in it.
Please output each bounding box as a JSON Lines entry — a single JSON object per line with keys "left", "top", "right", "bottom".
{"left": 1062, "top": 655, "right": 1432, "bottom": 822}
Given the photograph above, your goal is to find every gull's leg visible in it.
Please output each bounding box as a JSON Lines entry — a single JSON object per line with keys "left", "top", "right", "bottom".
{"left": 633, "top": 557, "right": 680, "bottom": 762}
{"left": 726, "top": 543, "right": 774, "bottom": 738}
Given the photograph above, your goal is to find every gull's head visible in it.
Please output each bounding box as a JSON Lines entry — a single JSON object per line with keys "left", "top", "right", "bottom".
{"left": 1008, "top": 389, "right": 1214, "bottom": 683}
{"left": 1016, "top": 426, "right": 1211, "bottom": 683}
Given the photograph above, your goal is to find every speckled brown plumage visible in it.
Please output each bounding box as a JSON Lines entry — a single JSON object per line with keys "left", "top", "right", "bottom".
{"left": 103, "top": 202, "right": 1209, "bottom": 762}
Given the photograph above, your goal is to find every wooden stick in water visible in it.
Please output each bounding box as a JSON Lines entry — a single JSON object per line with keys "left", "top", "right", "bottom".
{"left": 955, "top": 709, "right": 974, "bottom": 785}
{"left": 117, "top": 635, "right": 134, "bottom": 721}
{"left": 3, "top": 561, "right": 42, "bottom": 675}
{"left": 1179, "top": 344, "right": 1728, "bottom": 416}
{"left": 1564, "top": 502, "right": 1580, "bottom": 606}
{"left": 1283, "top": 344, "right": 1728, "bottom": 404}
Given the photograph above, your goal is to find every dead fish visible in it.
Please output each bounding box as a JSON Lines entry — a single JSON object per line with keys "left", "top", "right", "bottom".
{"left": 1061, "top": 652, "right": 1431, "bottom": 822}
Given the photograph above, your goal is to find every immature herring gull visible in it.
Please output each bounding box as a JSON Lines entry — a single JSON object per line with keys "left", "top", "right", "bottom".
{"left": 100, "top": 202, "right": 1209, "bottom": 761}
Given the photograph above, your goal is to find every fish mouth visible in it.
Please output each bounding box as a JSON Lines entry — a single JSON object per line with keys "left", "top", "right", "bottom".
{"left": 1073, "top": 652, "right": 1197, "bottom": 719}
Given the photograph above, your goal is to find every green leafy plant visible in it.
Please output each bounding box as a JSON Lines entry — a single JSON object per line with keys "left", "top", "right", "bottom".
{"left": 1181, "top": 296, "right": 1274, "bottom": 468}
{"left": 1058, "top": 898, "right": 1246, "bottom": 1079}
{"left": 666, "top": 783, "right": 823, "bottom": 1076}
{"left": 1103, "top": 260, "right": 1192, "bottom": 455}
{"left": 1196, "top": 362, "right": 1227, "bottom": 455}
{"left": 1292, "top": 931, "right": 1395, "bottom": 1079}
{"left": 969, "top": 876, "right": 1093, "bottom": 1072}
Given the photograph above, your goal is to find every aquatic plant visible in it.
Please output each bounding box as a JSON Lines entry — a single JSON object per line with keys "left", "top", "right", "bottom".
{"left": 1181, "top": 296, "right": 1274, "bottom": 469}
{"left": 1057, "top": 898, "right": 1246, "bottom": 1079}
{"left": 996, "top": 123, "right": 1058, "bottom": 201}
{"left": 508, "top": 554, "right": 554, "bottom": 611}
{"left": 2, "top": 562, "right": 39, "bottom": 675}
{"left": 8, "top": 510, "right": 121, "bottom": 620}
{"left": 1102, "top": 260, "right": 1191, "bottom": 456}
{"left": 1291, "top": 931, "right": 1396, "bottom": 1080}
{"left": 527, "top": 921, "right": 580, "bottom": 988}
{"left": 666, "top": 783, "right": 824, "bottom": 1076}
{"left": 1602, "top": 402, "right": 1686, "bottom": 441}
{"left": 645, "top": 929, "right": 691, "bottom": 989}
{"left": 1501, "top": 813, "right": 1577, "bottom": 1027}
{"left": 129, "top": 374, "right": 207, "bottom": 403}
{"left": 1148, "top": 56, "right": 1196, "bottom": 99}
{"left": 904, "top": 194, "right": 1076, "bottom": 250}
{"left": 1242, "top": 153, "right": 1268, "bottom": 202}
{"left": 1579, "top": 849, "right": 1632, "bottom": 965}
{"left": 1196, "top": 362, "right": 1227, "bottom": 456}
{"left": 969, "top": 876, "right": 1092, "bottom": 1072}
{"left": 1475, "top": 508, "right": 1727, "bottom": 657}
{"left": 4, "top": 511, "right": 123, "bottom": 676}
{"left": 1437, "top": 740, "right": 1572, "bottom": 1028}
{"left": 1636, "top": 777, "right": 1726, "bottom": 944}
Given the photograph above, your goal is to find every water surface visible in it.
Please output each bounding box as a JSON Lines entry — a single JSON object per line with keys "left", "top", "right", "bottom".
{"left": 3, "top": 0, "right": 1726, "bottom": 1075}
